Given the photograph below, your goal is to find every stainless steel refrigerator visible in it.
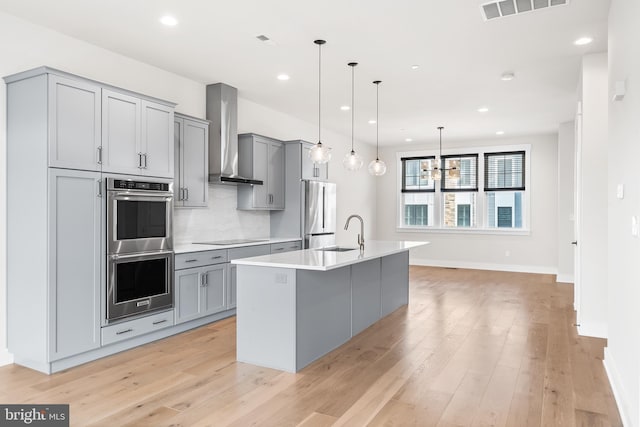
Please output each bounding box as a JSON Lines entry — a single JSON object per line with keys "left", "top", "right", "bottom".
{"left": 303, "top": 181, "right": 336, "bottom": 248}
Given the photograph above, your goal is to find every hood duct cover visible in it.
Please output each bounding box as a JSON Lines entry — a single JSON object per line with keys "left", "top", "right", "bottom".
{"left": 481, "top": 0, "right": 568, "bottom": 21}
{"left": 206, "top": 83, "right": 263, "bottom": 185}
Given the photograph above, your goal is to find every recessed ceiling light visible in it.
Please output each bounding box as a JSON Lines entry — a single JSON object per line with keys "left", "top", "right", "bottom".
{"left": 340, "top": 105, "right": 350, "bottom": 111}
{"left": 277, "top": 74, "right": 290, "bottom": 81}
{"left": 405, "top": 138, "right": 413, "bottom": 142}
{"left": 159, "top": 15, "right": 178, "bottom": 26}
{"left": 574, "top": 37, "right": 593, "bottom": 46}
{"left": 368, "top": 119, "right": 377, "bottom": 124}
{"left": 477, "top": 107, "right": 489, "bottom": 113}
{"left": 411, "top": 65, "right": 420, "bottom": 70}
{"left": 496, "top": 130, "right": 505, "bottom": 135}
{"left": 501, "top": 72, "right": 515, "bottom": 81}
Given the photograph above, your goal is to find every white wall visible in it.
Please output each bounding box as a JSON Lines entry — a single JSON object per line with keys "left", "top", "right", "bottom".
{"left": 0, "top": 12, "right": 377, "bottom": 366}
{"left": 576, "top": 53, "right": 609, "bottom": 339}
{"left": 557, "top": 121, "right": 575, "bottom": 283}
{"left": 605, "top": 2, "right": 640, "bottom": 425}
{"left": 376, "top": 134, "right": 559, "bottom": 273}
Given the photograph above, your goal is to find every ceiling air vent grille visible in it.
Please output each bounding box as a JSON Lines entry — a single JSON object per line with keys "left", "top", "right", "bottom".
{"left": 481, "top": 0, "right": 569, "bottom": 21}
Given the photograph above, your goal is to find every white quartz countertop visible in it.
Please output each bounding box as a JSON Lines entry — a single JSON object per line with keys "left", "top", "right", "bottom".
{"left": 231, "top": 240, "right": 428, "bottom": 271}
{"left": 174, "top": 238, "right": 301, "bottom": 254}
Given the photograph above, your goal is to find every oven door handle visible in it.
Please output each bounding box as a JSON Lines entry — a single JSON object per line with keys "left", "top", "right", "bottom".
{"left": 109, "top": 251, "right": 174, "bottom": 261}
{"left": 112, "top": 194, "right": 173, "bottom": 202}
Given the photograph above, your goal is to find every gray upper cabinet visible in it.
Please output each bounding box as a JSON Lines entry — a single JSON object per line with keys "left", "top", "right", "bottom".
{"left": 175, "top": 113, "right": 209, "bottom": 207}
{"left": 141, "top": 100, "right": 174, "bottom": 178}
{"left": 237, "top": 133, "right": 285, "bottom": 210}
{"left": 102, "top": 89, "right": 141, "bottom": 175}
{"left": 48, "top": 75, "right": 102, "bottom": 171}
{"left": 102, "top": 89, "right": 174, "bottom": 178}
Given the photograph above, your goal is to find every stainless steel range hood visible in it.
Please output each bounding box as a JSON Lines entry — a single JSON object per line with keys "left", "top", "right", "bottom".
{"left": 206, "top": 83, "right": 263, "bottom": 185}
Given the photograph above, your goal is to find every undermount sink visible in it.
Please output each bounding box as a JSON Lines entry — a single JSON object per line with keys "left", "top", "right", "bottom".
{"left": 315, "top": 247, "right": 358, "bottom": 252}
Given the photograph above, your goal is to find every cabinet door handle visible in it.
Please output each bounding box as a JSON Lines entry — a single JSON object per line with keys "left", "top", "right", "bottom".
{"left": 211, "top": 256, "right": 222, "bottom": 260}
{"left": 152, "top": 319, "right": 168, "bottom": 325}
{"left": 184, "top": 259, "right": 198, "bottom": 263}
{"left": 97, "top": 179, "right": 102, "bottom": 198}
{"left": 137, "top": 153, "right": 143, "bottom": 168}
{"left": 185, "top": 187, "right": 189, "bottom": 201}
{"left": 203, "top": 274, "right": 208, "bottom": 286}
{"left": 274, "top": 247, "right": 284, "bottom": 251}
{"left": 116, "top": 328, "right": 133, "bottom": 335}
{"left": 314, "top": 167, "right": 319, "bottom": 178}
{"left": 143, "top": 153, "right": 148, "bottom": 169}
{"left": 97, "top": 146, "right": 103, "bottom": 164}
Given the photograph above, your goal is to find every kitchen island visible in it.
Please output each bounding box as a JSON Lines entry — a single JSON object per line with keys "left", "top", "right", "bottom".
{"left": 232, "top": 240, "right": 428, "bottom": 372}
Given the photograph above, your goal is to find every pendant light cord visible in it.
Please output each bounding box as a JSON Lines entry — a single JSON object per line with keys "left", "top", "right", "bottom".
{"left": 318, "top": 42, "right": 322, "bottom": 144}
{"left": 351, "top": 65, "right": 355, "bottom": 152}
{"left": 374, "top": 81, "right": 381, "bottom": 160}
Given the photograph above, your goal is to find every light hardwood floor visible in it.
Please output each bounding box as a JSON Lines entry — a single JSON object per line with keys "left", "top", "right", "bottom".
{"left": 0, "top": 267, "right": 622, "bottom": 426}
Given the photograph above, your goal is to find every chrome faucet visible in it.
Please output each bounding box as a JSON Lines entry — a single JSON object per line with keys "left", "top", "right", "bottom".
{"left": 344, "top": 214, "right": 365, "bottom": 252}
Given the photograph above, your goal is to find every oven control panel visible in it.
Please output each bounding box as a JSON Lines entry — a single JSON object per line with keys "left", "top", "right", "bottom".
{"left": 111, "top": 179, "right": 170, "bottom": 192}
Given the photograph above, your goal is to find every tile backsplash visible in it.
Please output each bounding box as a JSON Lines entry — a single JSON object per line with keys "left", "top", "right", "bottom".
{"left": 173, "top": 185, "right": 270, "bottom": 244}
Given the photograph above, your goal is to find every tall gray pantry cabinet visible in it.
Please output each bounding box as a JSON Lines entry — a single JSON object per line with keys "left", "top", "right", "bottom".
{"left": 4, "top": 67, "right": 176, "bottom": 374}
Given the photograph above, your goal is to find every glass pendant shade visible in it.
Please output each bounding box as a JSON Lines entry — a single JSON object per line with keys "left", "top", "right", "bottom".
{"left": 448, "top": 167, "right": 460, "bottom": 181}
{"left": 309, "top": 142, "right": 332, "bottom": 164}
{"left": 343, "top": 150, "right": 363, "bottom": 171}
{"left": 430, "top": 167, "right": 441, "bottom": 181}
{"left": 368, "top": 158, "right": 387, "bottom": 176}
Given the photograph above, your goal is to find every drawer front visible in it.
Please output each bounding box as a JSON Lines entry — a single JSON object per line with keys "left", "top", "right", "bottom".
{"left": 228, "top": 244, "right": 271, "bottom": 260}
{"left": 101, "top": 310, "right": 174, "bottom": 346}
{"left": 270, "top": 241, "right": 302, "bottom": 254}
{"left": 175, "top": 250, "right": 228, "bottom": 270}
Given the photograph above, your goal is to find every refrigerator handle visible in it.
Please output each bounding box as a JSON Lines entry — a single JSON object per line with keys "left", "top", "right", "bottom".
{"left": 322, "top": 186, "right": 326, "bottom": 229}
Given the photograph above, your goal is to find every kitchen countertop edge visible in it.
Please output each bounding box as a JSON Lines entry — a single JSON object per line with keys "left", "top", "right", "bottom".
{"left": 174, "top": 238, "right": 302, "bottom": 254}
{"left": 231, "top": 240, "right": 429, "bottom": 271}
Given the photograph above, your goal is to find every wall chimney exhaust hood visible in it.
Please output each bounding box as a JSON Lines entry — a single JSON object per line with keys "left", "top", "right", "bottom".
{"left": 206, "top": 83, "right": 263, "bottom": 185}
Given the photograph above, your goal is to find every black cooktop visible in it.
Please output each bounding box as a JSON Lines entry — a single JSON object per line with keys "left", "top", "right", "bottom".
{"left": 194, "top": 239, "right": 269, "bottom": 246}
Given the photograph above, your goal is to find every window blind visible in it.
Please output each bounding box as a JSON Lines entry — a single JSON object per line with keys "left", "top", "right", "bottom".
{"left": 441, "top": 154, "right": 478, "bottom": 192}
{"left": 484, "top": 151, "right": 525, "bottom": 191}
{"left": 401, "top": 156, "right": 435, "bottom": 193}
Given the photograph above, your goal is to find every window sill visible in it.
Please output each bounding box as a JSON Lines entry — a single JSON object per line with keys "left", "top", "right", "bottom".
{"left": 396, "top": 226, "right": 531, "bottom": 236}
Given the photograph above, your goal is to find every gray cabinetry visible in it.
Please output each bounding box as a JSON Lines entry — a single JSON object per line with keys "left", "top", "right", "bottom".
{"left": 102, "top": 89, "right": 174, "bottom": 178}
{"left": 102, "top": 88, "right": 141, "bottom": 175}
{"left": 174, "top": 114, "right": 209, "bottom": 207}
{"left": 270, "top": 241, "right": 302, "bottom": 254}
{"left": 227, "top": 244, "right": 272, "bottom": 309}
{"left": 175, "top": 252, "right": 228, "bottom": 324}
{"left": 351, "top": 259, "right": 382, "bottom": 336}
{"left": 48, "top": 169, "right": 102, "bottom": 360}
{"left": 237, "top": 133, "right": 285, "bottom": 210}
{"left": 48, "top": 75, "right": 102, "bottom": 171}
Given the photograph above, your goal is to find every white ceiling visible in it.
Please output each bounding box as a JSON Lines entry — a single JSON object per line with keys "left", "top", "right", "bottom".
{"left": 0, "top": 0, "right": 610, "bottom": 146}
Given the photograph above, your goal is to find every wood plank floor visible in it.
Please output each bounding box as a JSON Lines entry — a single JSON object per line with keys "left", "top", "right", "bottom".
{"left": 0, "top": 267, "right": 622, "bottom": 426}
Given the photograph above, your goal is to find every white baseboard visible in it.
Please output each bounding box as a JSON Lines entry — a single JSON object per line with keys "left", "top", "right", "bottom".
{"left": 0, "top": 348, "right": 14, "bottom": 367}
{"left": 603, "top": 347, "right": 634, "bottom": 427}
{"left": 577, "top": 321, "right": 608, "bottom": 339}
{"left": 556, "top": 274, "right": 574, "bottom": 284}
{"left": 409, "top": 258, "right": 557, "bottom": 275}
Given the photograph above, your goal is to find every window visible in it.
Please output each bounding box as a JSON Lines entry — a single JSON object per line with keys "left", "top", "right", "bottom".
{"left": 397, "top": 145, "right": 529, "bottom": 231}
{"left": 400, "top": 157, "right": 435, "bottom": 227}
{"left": 484, "top": 151, "right": 525, "bottom": 229}
{"left": 442, "top": 154, "right": 477, "bottom": 228}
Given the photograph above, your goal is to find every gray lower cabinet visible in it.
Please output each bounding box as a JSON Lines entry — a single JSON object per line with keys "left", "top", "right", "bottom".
{"left": 237, "top": 133, "right": 285, "bottom": 210}
{"left": 7, "top": 168, "right": 102, "bottom": 372}
{"left": 175, "top": 255, "right": 227, "bottom": 325}
{"left": 174, "top": 113, "right": 209, "bottom": 207}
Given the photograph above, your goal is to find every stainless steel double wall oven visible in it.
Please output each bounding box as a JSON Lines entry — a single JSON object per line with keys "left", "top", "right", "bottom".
{"left": 106, "top": 178, "right": 174, "bottom": 323}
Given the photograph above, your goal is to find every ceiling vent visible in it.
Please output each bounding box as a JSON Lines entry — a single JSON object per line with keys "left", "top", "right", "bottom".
{"left": 481, "top": 0, "right": 569, "bottom": 21}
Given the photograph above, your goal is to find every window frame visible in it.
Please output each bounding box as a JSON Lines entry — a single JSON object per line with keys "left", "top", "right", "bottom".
{"left": 396, "top": 144, "right": 531, "bottom": 235}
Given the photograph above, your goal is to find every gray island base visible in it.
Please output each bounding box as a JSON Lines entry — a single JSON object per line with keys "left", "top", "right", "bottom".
{"left": 233, "top": 241, "right": 428, "bottom": 372}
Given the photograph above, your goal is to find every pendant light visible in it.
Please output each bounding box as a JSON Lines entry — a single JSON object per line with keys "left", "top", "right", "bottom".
{"left": 343, "top": 62, "right": 363, "bottom": 171}
{"left": 368, "top": 80, "right": 387, "bottom": 176}
{"left": 308, "top": 39, "right": 332, "bottom": 164}
{"left": 422, "top": 126, "right": 459, "bottom": 181}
